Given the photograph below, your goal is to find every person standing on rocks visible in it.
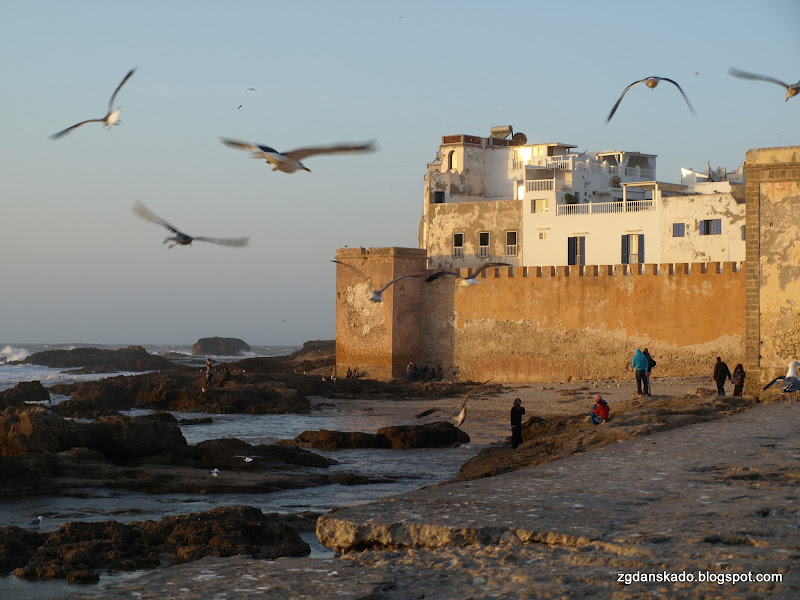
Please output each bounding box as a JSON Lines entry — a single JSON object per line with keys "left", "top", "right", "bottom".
{"left": 732, "top": 363, "right": 746, "bottom": 396}
{"left": 205, "top": 358, "right": 213, "bottom": 386}
{"left": 632, "top": 349, "right": 649, "bottom": 395}
{"left": 510, "top": 398, "right": 525, "bottom": 449}
{"left": 713, "top": 356, "right": 732, "bottom": 395}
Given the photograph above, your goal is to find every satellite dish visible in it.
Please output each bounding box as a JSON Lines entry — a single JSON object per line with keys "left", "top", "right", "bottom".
{"left": 512, "top": 132, "right": 527, "bottom": 144}
{"left": 611, "top": 176, "right": 622, "bottom": 187}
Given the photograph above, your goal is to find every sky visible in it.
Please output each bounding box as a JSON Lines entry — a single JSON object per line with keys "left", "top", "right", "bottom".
{"left": 0, "top": 0, "right": 797, "bottom": 347}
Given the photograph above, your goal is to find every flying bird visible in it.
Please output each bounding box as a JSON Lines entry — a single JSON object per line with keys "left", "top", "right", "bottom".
{"left": 728, "top": 68, "right": 800, "bottom": 101}
{"left": 761, "top": 360, "right": 800, "bottom": 396}
{"left": 50, "top": 68, "right": 136, "bottom": 139}
{"left": 210, "top": 468, "right": 220, "bottom": 478}
{"left": 414, "top": 380, "right": 493, "bottom": 427}
{"left": 234, "top": 455, "right": 263, "bottom": 463}
{"left": 605, "top": 76, "right": 694, "bottom": 124}
{"left": 133, "top": 201, "right": 249, "bottom": 249}
{"left": 425, "top": 263, "right": 511, "bottom": 287}
{"left": 30, "top": 515, "right": 43, "bottom": 529}
{"left": 332, "top": 259, "right": 427, "bottom": 302}
{"left": 220, "top": 137, "right": 376, "bottom": 173}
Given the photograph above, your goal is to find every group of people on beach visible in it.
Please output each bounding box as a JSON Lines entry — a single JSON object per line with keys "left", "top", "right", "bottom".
{"left": 714, "top": 357, "right": 746, "bottom": 396}
{"left": 406, "top": 363, "right": 444, "bottom": 382}
{"left": 631, "top": 348, "right": 657, "bottom": 396}
{"left": 204, "top": 358, "right": 231, "bottom": 388}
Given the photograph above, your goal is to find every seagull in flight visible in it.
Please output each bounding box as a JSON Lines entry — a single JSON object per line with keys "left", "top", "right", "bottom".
{"left": 210, "top": 468, "right": 220, "bottom": 478}
{"left": 50, "top": 68, "right": 136, "bottom": 139}
{"left": 220, "top": 137, "right": 376, "bottom": 173}
{"left": 605, "top": 76, "right": 695, "bottom": 124}
{"left": 728, "top": 68, "right": 800, "bottom": 101}
{"left": 30, "top": 515, "right": 44, "bottom": 528}
{"left": 414, "top": 380, "right": 493, "bottom": 427}
{"left": 234, "top": 455, "right": 263, "bottom": 463}
{"left": 761, "top": 360, "right": 800, "bottom": 396}
{"left": 133, "top": 201, "right": 249, "bottom": 249}
{"left": 332, "top": 259, "right": 427, "bottom": 302}
{"left": 425, "top": 263, "right": 511, "bottom": 287}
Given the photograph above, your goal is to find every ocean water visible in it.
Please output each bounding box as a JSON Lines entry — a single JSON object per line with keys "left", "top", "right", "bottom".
{"left": 0, "top": 343, "right": 500, "bottom": 599}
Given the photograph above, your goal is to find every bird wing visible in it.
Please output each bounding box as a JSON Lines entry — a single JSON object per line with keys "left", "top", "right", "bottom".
{"left": 458, "top": 379, "right": 493, "bottom": 412}
{"left": 108, "top": 68, "right": 136, "bottom": 112}
{"left": 193, "top": 236, "right": 250, "bottom": 247}
{"left": 472, "top": 262, "right": 512, "bottom": 277}
{"left": 455, "top": 406, "right": 467, "bottom": 427}
{"left": 728, "top": 68, "right": 791, "bottom": 90}
{"left": 132, "top": 201, "right": 185, "bottom": 236}
{"left": 656, "top": 77, "right": 695, "bottom": 113}
{"left": 374, "top": 273, "right": 427, "bottom": 294}
{"left": 425, "top": 270, "right": 458, "bottom": 283}
{"left": 283, "top": 141, "right": 376, "bottom": 161}
{"left": 219, "top": 137, "right": 278, "bottom": 154}
{"left": 761, "top": 376, "right": 785, "bottom": 391}
{"left": 50, "top": 118, "right": 107, "bottom": 139}
{"left": 331, "top": 259, "right": 371, "bottom": 283}
{"left": 606, "top": 79, "right": 647, "bottom": 123}
{"left": 413, "top": 408, "right": 444, "bottom": 418}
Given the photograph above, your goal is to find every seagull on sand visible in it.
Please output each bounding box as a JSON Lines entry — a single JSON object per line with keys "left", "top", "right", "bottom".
{"left": 133, "top": 201, "right": 249, "bottom": 249}
{"left": 414, "top": 380, "right": 493, "bottom": 427}
{"left": 50, "top": 68, "right": 136, "bottom": 139}
{"left": 761, "top": 360, "right": 800, "bottom": 397}
{"left": 425, "top": 263, "right": 511, "bottom": 287}
{"left": 332, "top": 259, "right": 427, "bottom": 302}
{"left": 605, "top": 76, "right": 695, "bottom": 124}
{"left": 728, "top": 68, "right": 800, "bottom": 101}
{"left": 220, "top": 137, "right": 376, "bottom": 173}
{"left": 30, "top": 516, "right": 43, "bottom": 529}
{"left": 210, "top": 468, "right": 220, "bottom": 478}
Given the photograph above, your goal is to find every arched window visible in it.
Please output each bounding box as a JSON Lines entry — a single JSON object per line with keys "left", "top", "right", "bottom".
{"left": 448, "top": 150, "right": 458, "bottom": 171}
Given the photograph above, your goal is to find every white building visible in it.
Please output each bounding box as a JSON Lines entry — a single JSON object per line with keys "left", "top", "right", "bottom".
{"left": 421, "top": 126, "right": 745, "bottom": 269}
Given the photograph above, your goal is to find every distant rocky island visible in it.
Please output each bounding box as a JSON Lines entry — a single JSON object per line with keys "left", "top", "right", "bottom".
{"left": 18, "top": 345, "right": 176, "bottom": 373}
{"left": 191, "top": 337, "right": 251, "bottom": 356}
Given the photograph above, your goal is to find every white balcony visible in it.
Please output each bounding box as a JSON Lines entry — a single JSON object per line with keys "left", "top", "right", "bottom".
{"left": 556, "top": 199, "right": 655, "bottom": 216}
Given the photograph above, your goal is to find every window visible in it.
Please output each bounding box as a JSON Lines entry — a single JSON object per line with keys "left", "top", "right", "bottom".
{"left": 448, "top": 150, "right": 458, "bottom": 171}
{"left": 741, "top": 225, "right": 746, "bottom": 241}
{"left": 433, "top": 191, "right": 445, "bottom": 204}
{"left": 478, "top": 232, "right": 490, "bottom": 258}
{"left": 568, "top": 236, "right": 585, "bottom": 266}
{"left": 531, "top": 198, "right": 549, "bottom": 213}
{"left": 621, "top": 234, "right": 645, "bottom": 264}
{"left": 452, "top": 233, "right": 464, "bottom": 258}
{"left": 699, "top": 219, "right": 722, "bottom": 235}
{"left": 538, "top": 231, "right": 547, "bottom": 240}
{"left": 672, "top": 223, "right": 685, "bottom": 237}
{"left": 505, "top": 231, "right": 518, "bottom": 256}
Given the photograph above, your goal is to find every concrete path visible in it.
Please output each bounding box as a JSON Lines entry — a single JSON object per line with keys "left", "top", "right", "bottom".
{"left": 63, "top": 401, "right": 800, "bottom": 599}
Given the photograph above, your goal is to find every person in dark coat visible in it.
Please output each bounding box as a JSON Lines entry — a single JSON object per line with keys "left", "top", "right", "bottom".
{"left": 632, "top": 349, "right": 649, "bottom": 395}
{"left": 713, "top": 357, "right": 732, "bottom": 395}
{"left": 732, "top": 364, "right": 746, "bottom": 396}
{"left": 642, "top": 348, "right": 656, "bottom": 396}
{"left": 510, "top": 398, "right": 525, "bottom": 449}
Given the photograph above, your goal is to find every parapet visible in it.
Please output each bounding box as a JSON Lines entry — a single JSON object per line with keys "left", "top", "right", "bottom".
{"left": 456, "top": 262, "right": 744, "bottom": 280}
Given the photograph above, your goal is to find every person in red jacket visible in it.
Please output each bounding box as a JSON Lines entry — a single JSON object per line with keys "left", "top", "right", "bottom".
{"left": 589, "top": 394, "right": 610, "bottom": 424}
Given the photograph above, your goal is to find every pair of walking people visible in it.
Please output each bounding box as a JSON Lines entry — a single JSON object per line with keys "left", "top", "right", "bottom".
{"left": 632, "top": 348, "right": 656, "bottom": 396}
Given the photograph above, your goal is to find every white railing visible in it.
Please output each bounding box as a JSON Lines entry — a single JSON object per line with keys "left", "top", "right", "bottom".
{"left": 625, "top": 167, "right": 654, "bottom": 179}
{"left": 513, "top": 160, "right": 525, "bottom": 170}
{"left": 478, "top": 246, "right": 489, "bottom": 258}
{"left": 505, "top": 245, "right": 517, "bottom": 257}
{"left": 453, "top": 247, "right": 464, "bottom": 258}
{"left": 548, "top": 159, "right": 571, "bottom": 170}
{"left": 526, "top": 180, "right": 554, "bottom": 192}
{"left": 556, "top": 199, "right": 655, "bottom": 216}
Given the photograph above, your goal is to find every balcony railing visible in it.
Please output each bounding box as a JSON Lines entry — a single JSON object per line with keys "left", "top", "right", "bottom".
{"left": 478, "top": 246, "right": 489, "bottom": 258}
{"left": 505, "top": 245, "right": 518, "bottom": 257}
{"left": 453, "top": 247, "right": 464, "bottom": 258}
{"left": 526, "top": 180, "right": 553, "bottom": 192}
{"left": 556, "top": 199, "right": 655, "bottom": 216}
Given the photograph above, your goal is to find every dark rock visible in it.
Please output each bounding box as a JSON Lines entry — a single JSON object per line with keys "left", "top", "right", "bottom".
{"left": 290, "top": 429, "right": 391, "bottom": 450}
{"left": 0, "top": 526, "right": 48, "bottom": 574}
{"left": 0, "top": 381, "right": 50, "bottom": 407}
{"left": 192, "top": 337, "right": 251, "bottom": 356}
{"left": 19, "top": 346, "right": 176, "bottom": 372}
{"left": 377, "top": 421, "right": 470, "bottom": 449}
{"left": 0, "top": 405, "right": 73, "bottom": 455}
{"left": 11, "top": 506, "right": 309, "bottom": 581}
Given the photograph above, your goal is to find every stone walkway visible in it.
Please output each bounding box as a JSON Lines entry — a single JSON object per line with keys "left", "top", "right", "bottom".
{"left": 62, "top": 401, "right": 800, "bottom": 599}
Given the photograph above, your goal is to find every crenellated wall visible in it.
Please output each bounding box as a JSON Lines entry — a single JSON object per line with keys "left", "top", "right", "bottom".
{"left": 336, "top": 251, "right": 745, "bottom": 382}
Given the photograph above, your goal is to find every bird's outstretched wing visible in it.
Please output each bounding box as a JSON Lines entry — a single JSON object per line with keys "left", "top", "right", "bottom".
{"left": 657, "top": 77, "right": 695, "bottom": 113}
{"left": 374, "top": 273, "right": 427, "bottom": 294}
{"left": 108, "top": 68, "right": 136, "bottom": 112}
{"left": 331, "top": 259, "right": 371, "bottom": 283}
{"left": 50, "top": 118, "right": 107, "bottom": 139}
{"left": 219, "top": 137, "right": 280, "bottom": 156}
{"left": 283, "top": 141, "right": 377, "bottom": 161}
{"left": 728, "top": 68, "right": 791, "bottom": 90}
{"left": 761, "top": 376, "right": 785, "bottom": 391}
{"left": 413, "top": 408, "right": 443, "bottom": 419}
{"left": 472, "top": 262, "right": 512, "bottom": 277}
{"left": 425, "top": 270, "right": 458, "bottom": 282}
{"left": 455, "top": 379, "right": 493, "bottom": 427}
{"left": 194, "top": 236, "right": 250, "bottom": 247}
{"left": 606, "top": 79, "right": 646, "bottom": 123}
{"left": 132, "top": 201, "right": 184, "bottom": 236}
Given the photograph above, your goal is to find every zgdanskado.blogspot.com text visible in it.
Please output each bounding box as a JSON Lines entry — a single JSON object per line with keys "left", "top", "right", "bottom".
{"left": 618, "top": 571, "right": 783, "bottom": 586}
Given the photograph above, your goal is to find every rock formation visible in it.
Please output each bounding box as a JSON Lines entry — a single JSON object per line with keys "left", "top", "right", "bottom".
{"left": 191, "top": 337, "right": 251, "bottom": 356}
{"left": 18, "top": 345, "right": 176, "bottom": 372}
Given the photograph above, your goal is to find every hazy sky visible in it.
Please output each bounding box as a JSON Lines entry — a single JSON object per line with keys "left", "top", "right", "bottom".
{"left": 1, "top": 1, "right": 797, "bottom": 346}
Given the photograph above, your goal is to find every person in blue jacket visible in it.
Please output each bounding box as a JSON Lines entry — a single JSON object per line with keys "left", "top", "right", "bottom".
{"left": 632, "top": 349, "right": 650, "bottom": 395}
